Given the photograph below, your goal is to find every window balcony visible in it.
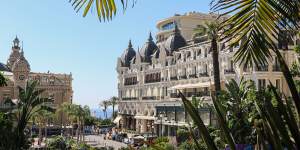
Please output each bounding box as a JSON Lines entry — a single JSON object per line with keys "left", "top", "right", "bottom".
{"left": 170, "top": 76, "right": 178, "bottom": 81}
{"left": 122, "top": 97, "right": 138, "bottom": 101}
{"left": 170, "top": 92, "right": 210, "bottom": 98}
{"left": 124, "top": 81, "right": 138, "bottom": 86}
{"left": 189, "top": 74, "right": 197, "bottom": 78}
{"left": 179, "top": 75, "right": 187, "bottom": 79}
{"left": 142, "top": 96, "right": 157, "bottom": 100}
{"left": 273, "top": 65, "right": 281, "bottom": 72}
{"left": 199, "top": 72, "right": 209, "bottom": 77}
{"left": 170, "top": 93, "right": 180, "bottom": 98}
{"left": 145, "top": 79, "right": 161, "bottom": 84}
{"left": 224, "top": 69, "right": 235, "bottom": 74}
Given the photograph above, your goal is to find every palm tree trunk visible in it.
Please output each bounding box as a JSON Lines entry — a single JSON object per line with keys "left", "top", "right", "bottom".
{"left": 76, "top": 118, "right": 80, "bottom": 143}
{"left": 38, "top": 124, "right": 42, "bottom": 146}
{"left": 274, "top": 50, "right": 300, "bottom": 114}
{"left": 82, "top": 120, "right": 85, "bottom": 142}
{"left": 112, "top": 105, "right": 115, "bottom": 119}
{"left": 211, "top": 38, "right": 221, "bottom": 95}
{"left": 45, "top": 119, "right": 48, "bottom": 141}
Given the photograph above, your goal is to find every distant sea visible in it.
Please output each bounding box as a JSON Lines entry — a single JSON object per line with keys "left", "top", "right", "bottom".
{"left": 90, "top": 107, "right": 115, "bottom": 119}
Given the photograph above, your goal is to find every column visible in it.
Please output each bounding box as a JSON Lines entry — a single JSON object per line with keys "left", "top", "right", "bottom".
{"left": 167, "top": 125, "right": 171, "bottom": 136}
{"left": 162, "top": 125, "right": 166, "bottom": 136}
{"left": 141, "top": 119, "right": 147, "bottom": 133}
{"left": 136, "top": 119, "right": 140, "bottom": 133}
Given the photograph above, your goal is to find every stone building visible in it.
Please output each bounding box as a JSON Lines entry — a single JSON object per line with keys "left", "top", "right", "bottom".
{"left": 116, "top": 12, "right": 298, "bottom": 136}
{"left": 0, "top": 37, "right": 73, "bottom": 125}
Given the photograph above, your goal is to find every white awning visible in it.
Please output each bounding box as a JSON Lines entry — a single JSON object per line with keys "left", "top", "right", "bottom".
{"left": 113, "top": 115, "right": 122, "bottom": 124}
{"left": 170, "top": 81, "right": 213, "bottom": 90}
{"left": 134, "top": 115, "right": 155, "bottom": 120}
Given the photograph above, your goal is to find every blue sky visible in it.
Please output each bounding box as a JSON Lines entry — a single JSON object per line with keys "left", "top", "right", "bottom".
{"left": 0, "top": 0, "right": 211, "bottom": 108}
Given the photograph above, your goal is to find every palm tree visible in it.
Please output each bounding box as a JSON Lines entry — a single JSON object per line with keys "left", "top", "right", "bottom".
{"left": 58, "top": 102, "right": 69, "bottom": 136}
{"left": 194, "top": 21, "right": 221, "bottom": 94}
{"left": 70, "top": 104, "right": 83, "bottom": 143}
{"left": 212, "top": 0, "right": 300, "bottom": 115}
{"left": 220, "top": 79, "right": 257, "bottom": 144}
{"left": 81, "top": 105, "right": 91, "bottom": 141}
{"left": 109, "top": 96, "right": 118, "bottom": 119}
{"left": 193, "top": 21, "right": 236, "bottom": 149}
{"left": 59, "top": 103, "right": 81, "bottom": 141}
{"left": 0, "top": 72, "right": 7, "bottom": 87}
{"left": 100, "top": 100, "right": 109, "bottom": 119}
{"left": 68, "top": 0, "right": 133, "bottom": 21}
{"left": 14, "top": 81, "right": 55, "bottom": 149}
{"left": 32, "top": 110, "right": 55, "bottom": 146}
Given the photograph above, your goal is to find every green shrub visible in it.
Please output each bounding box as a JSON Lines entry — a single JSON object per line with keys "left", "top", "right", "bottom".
{"left": 294, "top": 44, "right": 300, "bottom": 53}
{"left": 176, "top": 128, "right": 190, "bottom": 144}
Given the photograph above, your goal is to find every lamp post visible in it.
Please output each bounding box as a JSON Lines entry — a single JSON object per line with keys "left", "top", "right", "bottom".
{"left": 159, "top": 113, "right": 164, "bottom": 137}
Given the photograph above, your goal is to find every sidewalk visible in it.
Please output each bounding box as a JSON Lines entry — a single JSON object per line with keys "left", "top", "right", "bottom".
{"left": 85, "top": 134, "right": 127, "bottom": 149}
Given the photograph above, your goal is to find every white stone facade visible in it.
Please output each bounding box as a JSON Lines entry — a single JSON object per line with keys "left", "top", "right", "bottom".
{"left": 116, "top": 13, "right": 298, "bottom": 136}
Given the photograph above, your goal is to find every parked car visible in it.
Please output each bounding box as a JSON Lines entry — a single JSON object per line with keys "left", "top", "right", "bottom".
{"left": 132, "top": 135, "right": 144, "bottom": 147}
{"left": 115, "top": 133, "right": 127, "bottom": 142}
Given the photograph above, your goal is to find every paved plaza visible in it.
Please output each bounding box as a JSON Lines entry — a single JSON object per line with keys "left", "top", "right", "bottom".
{"left": 85, "top": 135, "right": 127, "bottom": 149}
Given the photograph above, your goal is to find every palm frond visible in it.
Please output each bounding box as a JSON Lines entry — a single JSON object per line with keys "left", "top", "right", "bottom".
{"left": 179, "top": 91, "right": 218, "bottom": 150}
{"left": 69, "top": 0, "right": 136, "bottom": 22}
{"left": 212, "top": 0, "right": 300, "bottom": 67}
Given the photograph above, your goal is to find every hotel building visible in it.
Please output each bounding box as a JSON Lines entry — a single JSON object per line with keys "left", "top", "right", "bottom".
{"left": 116, "top": 12, "right": 298, "bottom": 136}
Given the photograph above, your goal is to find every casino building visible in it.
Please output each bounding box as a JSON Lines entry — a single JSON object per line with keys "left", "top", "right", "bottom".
{"left": 116, "top": 12, "right": 299, "bottom": 136}
{"left": 0, "top": 37, "right": 73, "bottom": 124}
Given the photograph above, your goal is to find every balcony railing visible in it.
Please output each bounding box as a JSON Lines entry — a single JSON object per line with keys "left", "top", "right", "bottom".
{"left": 199, "top": 72, "right": 209, "bottom": 77}
{"left": 273, "top": 65, "right": 281, "bottom": 72}
{"left": 145, "top": 79, "right": 161, "bottom": 84}
{"left": 170, "top": 93, "right": 180, "bottom": 98}
{"left": 170, "top": 92, "right": 210, "bottom": 98}
{"left": 179, "top": 75, "right": 187, "bottom": 79}
{"left": 122, "top": 97, "right": 138, "bottom": 101}
{"left": 189, "top": 74, "right": 197, "bottom": 78}
{"left": 224, "top": 69, "right": 235, "bottom": 74}
{"left": 142, "top": 96, "right": 158, "bottom": 100}
{"left": 124, "top": 81, "right": 138, "bottom": 86}
{"left": 170, "top": 76, "right": 178, "bottom": 81}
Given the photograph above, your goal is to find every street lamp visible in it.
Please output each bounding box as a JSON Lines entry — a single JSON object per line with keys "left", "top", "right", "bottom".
{"left": 159, "top": 113, "right": 164, "bottom": 137}
{"left": 151, "top": 122, "right": 154, "bottom": 137}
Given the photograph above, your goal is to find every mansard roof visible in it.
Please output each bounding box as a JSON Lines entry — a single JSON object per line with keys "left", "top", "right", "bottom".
{"left": 0, "top": 62, "right": 11, "bottom": 72}
{"left": 140, "top": 32, "right": 158, "bottom": 62}
{"left": 164, "top": 24, "right": 187, "bottom": 52}
{"left": 121, "top": 40, "right": 136, "bottom": 67}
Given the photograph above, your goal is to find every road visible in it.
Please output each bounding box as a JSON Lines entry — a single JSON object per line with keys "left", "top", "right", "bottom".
{"left": 85, "top": 134, "right": 127, "bottom": 149}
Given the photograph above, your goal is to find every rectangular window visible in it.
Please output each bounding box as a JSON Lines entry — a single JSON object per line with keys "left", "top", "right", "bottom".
{"left": 258, "top": 79, "right": 266, "bottom": 90}
{"left": 276, "top": 79, "right": 281, "bottom": 91}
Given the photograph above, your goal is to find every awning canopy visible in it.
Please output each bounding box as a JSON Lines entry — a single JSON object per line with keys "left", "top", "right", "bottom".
{"left": 134, "top": 115, "right": 155, "bottom": 120}
{"left": 170, "top": 81, "right": 213, "bottom": 90}
{"left": 113, "top": 115, "right": 122, "bottom": 124}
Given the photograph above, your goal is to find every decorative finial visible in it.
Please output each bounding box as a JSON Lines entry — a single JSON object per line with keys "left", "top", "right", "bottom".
{"left": 21, "top": 49, "right": 24, "bottom": 55}
{"left": 13, "top": 35, "right": 20, "bottom": 48}
{"left": 148, "top": 32, "right": 153, "bottom": 41}
{"left": 174, "top": 22, "right": 179, "bottom": 33}
{"left": 128, "top": 39, "right": 132, "bottom": 48}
